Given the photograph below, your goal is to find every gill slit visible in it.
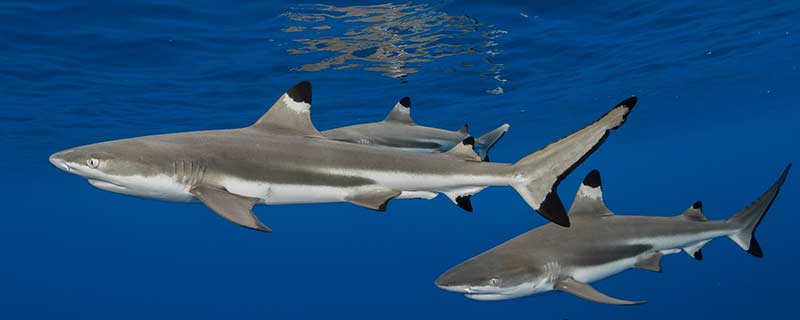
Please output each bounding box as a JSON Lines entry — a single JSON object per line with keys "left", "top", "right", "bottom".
{"left": 174, "top": 159, "right": 207, "bottom": 190}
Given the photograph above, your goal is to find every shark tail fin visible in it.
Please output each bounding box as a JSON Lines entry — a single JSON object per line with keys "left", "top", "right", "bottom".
{"left": 474, "top": 124, "right": 510, "bottom": 162}
{"left": 510, "top": 97, "right": 637, "bottom": 227}
{"left": 727, "top": 164, "right": 791, "bottom": 258}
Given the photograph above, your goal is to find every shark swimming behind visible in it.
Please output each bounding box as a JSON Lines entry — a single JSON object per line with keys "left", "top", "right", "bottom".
{"left": 49, "top": 81, "right": 636, "bottom": 232}
{"left": 436, "top": 165, "right": 790, "bottom": 304}
{"left": 322, "top": 96, "right": 509, "bottom": 161}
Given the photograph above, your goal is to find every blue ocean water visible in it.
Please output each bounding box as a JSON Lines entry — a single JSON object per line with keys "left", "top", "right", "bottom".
{"left": 1, "top": 0, "right": 798, "bottom": 318}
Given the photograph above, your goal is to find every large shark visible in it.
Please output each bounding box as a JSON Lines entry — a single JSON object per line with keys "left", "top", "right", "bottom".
{"left": 436, "top": 165, "right": 790, "bottom": 304}
{"left": 49, "top": 81, "right": 636, "bottom": 232}
{"left": 322, "top": 96, "right": 510, "bottom": 161}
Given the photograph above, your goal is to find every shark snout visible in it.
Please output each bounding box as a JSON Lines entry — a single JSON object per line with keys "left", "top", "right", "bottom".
{"left": 435, "top": 270, "right": 470, "bottom": 293}
{"left": 49, "top": 152, "right": 71, "bottom": 172}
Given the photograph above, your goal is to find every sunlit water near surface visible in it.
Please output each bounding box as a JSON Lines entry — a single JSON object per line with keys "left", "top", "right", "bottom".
{"left": 1, "top": 1, "right": 799, "bottom": 319}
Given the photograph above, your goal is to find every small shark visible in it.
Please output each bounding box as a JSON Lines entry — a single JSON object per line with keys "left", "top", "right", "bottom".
{"left": 49, "top": 81, "right": 636, "bottom": 232}
{"left": 322, "top": 96, "right": 509, "bottom": 161}
{"left": 436, "top": 165, "right": 790, "bottom": 304}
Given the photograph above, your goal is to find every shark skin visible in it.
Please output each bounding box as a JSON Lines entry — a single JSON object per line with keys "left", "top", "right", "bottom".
{"left": 49, "top": 81, "right": 636, "bottom": 232}
{"left": 322, "top": 96, "right": 510, "bottom": 161}
{"left": 436, "top": 165, "right": 791, "bottom": 304}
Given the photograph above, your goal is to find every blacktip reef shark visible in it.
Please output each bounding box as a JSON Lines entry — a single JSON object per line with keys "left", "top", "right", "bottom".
{"left": 49, "top": 81, "right": 636, "bottom": 232}
{"left": 436, "top": 165, "right": 790, "bottom": 304}
{"left": 322, "top": 96, "right": 510, "bottom": 161}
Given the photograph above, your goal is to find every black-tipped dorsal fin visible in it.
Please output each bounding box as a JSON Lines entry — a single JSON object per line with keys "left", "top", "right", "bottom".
{"left": 383, "top": 97, "right": 414, "bottom": 124}
{"left": 444, "top": 137, "right": 481, "bottom": 161}
{"left": 457, "top": 124, "right": 469, "bottom": 135}
{"left": 251, "top": 81, "right": 324, "bottom": 137}
{"left": 568, "top": 170, "right": 612, "bottom": 219}
{"left": 680, "top": 201, "right": 708, "bottom": 221}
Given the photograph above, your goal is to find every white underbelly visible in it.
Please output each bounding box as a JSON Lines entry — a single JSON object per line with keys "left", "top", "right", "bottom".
{"left": 570, "top": 257, "right": 638, "bottom": 284}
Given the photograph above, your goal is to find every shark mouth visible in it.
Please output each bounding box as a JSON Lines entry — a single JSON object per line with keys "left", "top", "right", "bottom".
{"left": 464, "top": 292, "right": 515, "bottom": 301}
{"left": 88, "top": 179, "right": 128, "bottom": 192}
{"left": 439, "top": 285, "right": 514, "bottom": 300}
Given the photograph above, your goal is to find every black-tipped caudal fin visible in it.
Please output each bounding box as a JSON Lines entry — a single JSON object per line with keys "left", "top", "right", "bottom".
{"left": 727, "top": 164, "right": 791, "bottom": 258}
{"left": 474, "top": 124, "right": 510, "bottom": 161}
{"left": 511, "top": 97, "right": 637, "bottom": 227}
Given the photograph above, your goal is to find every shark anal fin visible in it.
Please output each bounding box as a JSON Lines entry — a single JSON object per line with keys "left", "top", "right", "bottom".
{"left": 683, "top": 240, "right": 710, "bottom": 260}
{"left": 455, "top": 195, "right": 473, "bottom": 212}
{"left": 556, "top": 278, "right": 646, "bottom": 305}
{"left": 251, "top": 81, "right": 324, "bottom": 137}
{"left": 345, "top": 189, "right": 402, "bottom": 211}
{"left": 442, "top": 187, "right": 485, "bottom": 212}
{"left": 634, "top": 252, "right": 664, "bottom": 273}
{"left": 444, "top": 137, "right": 481, "bottom": 161}
{"left": 190, "top": 186, "right": 271, "bottom": 232}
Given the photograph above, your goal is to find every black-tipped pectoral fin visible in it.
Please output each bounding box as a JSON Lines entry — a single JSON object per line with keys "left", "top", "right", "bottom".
{"left": 190, "top": 185, "right": 271, "bottom": 232}
{"left": 556, "top": 278, "right": 646, "bottom": 305}
{"left": 345, "top": 189, "right": 402, "bottom": 211}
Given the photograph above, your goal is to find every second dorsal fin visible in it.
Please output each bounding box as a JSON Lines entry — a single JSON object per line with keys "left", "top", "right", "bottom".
{"left": 444, "top": 137, "right": 481, "bottom": 161}
{"left": 384, "top": 97, "right": 414, "bottom": 124}
{"left": 680, "top": 201, "right": 708, "bottom": 221}
{"left": 568, "top": 170, "right": 613, "bottom": 219}
{"left": 457, "top": 124, "right": 469, "bottom": 135}
{"left": 251, "top": 81, "right": 324, "bottom": 137}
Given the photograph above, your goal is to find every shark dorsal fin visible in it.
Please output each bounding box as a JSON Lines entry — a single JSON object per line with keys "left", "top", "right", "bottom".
{"left": 680, "top": 201, "right": 708, "bottom": 221}
{"left": 251, "top": 81, "right": 324, "bottom": 137}
{"left": 383, "top": 97, "right": 414, "bottom": 124}
{"left": 444, "top": 137, "right": 481, "bottom": 161}
{"left": 457, "top": 124, "right": 469, "bottom": 135}
{"left": 568, "top": 170, "right": 613, "bottom": 219}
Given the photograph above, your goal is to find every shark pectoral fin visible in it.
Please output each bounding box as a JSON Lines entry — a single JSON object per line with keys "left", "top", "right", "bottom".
{"left": 383, "top": 97, "right": 415, "bottom": 124}
{"left": 444, "top": 137, "right": 481, "bottom": 161}
{"left": 634, "top": 252, "right": 664, "bottom": 273}
{"left": 345, "top": 189, "right": 402, "bottom": 212}
{"left": 189, "top": 186, "right": 271, "bottom": 232}
{"left": 556, "top": 278, "right": 646, "bottom": 305}
{"left": 250, "top": 81, "right": 324, "bottom": 137}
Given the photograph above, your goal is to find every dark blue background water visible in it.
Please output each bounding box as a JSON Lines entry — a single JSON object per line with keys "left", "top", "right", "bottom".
{"left": 2, "top": 1, "right": 798, "bottom": 318}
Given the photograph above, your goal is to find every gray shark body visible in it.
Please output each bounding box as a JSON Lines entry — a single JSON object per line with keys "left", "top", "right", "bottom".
{"left": 322, "top": 97, "right": 509, "bottom": 161}
{"left": 49, "top": 81, "right": 636, "bottom": 232}
{"left": 436, "top": 166, "right": 790, "bottom": 304}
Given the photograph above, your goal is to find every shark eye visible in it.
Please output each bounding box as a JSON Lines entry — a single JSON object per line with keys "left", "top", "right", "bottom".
{"left": 489, "top": 278, "right": 500, "bottom": 285}
{"left": 87, "top": 158, "right": 99, "bottom": 168}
